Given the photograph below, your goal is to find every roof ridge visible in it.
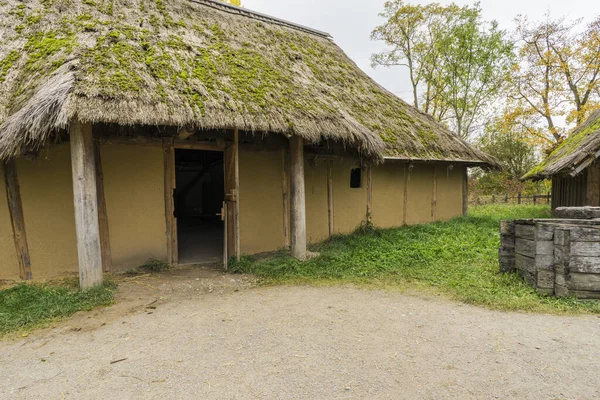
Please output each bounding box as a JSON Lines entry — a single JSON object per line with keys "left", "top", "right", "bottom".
{"left": 187, "top": 0, "right": 332, "bottom": 39}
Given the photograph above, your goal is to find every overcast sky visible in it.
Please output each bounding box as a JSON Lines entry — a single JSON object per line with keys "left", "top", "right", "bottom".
{"left": 242, "top": 0, "right": 597, "bottom": 103}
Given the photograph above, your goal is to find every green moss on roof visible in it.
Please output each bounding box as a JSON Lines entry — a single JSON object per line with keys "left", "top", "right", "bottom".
{"left": 524, "top": 110, "right": 600, "bottom": 180}
{"left": 0, "top": 0, "right": 498, "bottom": 167}
{"left": 0, "top": 51, "right": 20, "bottom": 83}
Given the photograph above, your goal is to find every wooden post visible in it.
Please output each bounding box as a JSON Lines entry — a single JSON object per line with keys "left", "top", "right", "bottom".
{"left": 93, "top": 140, "right": 112, "bottom": 273}
{"left": 518, "top": 192, "right": 522, "bottom": 205}
{"left": 431, "top": 165, "right": 437, "bottom": 221}
{"left": 431, "top": 165, "right": 437, "bottom": 222}
{"left": 327, "top": 161, "right": 334, "bottom": 237}
{"left": 289, "top": 135, "right": 307, "bottom": 260}
{"left": 547, "top": 192, "right": 551, "bottom": 204}
{"left": 163, "top": 139, "right": 177, "bottom": 265}
{"left": 366, "top": 163, "right": 372, "bottom": 225}
{"left": 505, "top": 193, "right": 509, "bottom": 203}
{"left": 282, "top": 149, "right": 290, "bottom": 247}
{"left": 70, "top": 121, "right": 103, "bottom": 288}
{"left": 3, "top": 160, "right": 33, "bottom": 280}
{"left": 224, "top": 129, "right": 240, "bottom": 261}
{"left": 234, "top": 128, "right": 241, "bottom": 261}
{"left": 586, "top": 162, "right": 600, "bottom": 206}
{"left": 533, "top": 195, "right": 537, "bottom": 205}
{"left": 462, "top": 166, "right": 468, "bottom": 216}
{"left": 403, "top": 164, "right": 409, "bottom": 225}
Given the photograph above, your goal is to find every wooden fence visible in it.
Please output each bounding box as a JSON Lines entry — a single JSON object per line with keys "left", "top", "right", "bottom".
{"left": 470, "top": 192, "right": 551, "bottom": 206}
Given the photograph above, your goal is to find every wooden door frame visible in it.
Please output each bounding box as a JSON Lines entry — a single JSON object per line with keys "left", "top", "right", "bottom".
{"left": 165, "top": 138, "right": 235, "bottom": 267}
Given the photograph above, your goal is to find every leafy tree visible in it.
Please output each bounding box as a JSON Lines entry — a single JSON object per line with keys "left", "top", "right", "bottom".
{"left": 471, "top": 116, "right": 549, "bottom": 196}
{"left": 371, "top": 1, "right": 513, "bottom": 139}
{"left": 370, "top": 2, "right": 450, "bottom": 112}
{"left": 506, "top": 15, "right": 600, "bottom": 147}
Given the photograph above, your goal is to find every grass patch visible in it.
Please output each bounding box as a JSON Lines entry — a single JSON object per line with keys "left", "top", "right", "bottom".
{"left": 138, "top": 258, "right": 171, "bottom": 273}
{"left": 124, "top": 258, "right": 171, "bottom": 276}
{"left": 230, "top": 204, "right": 600, "bottom": 314}
{"left": 0, "top": 281, "right": 115, "bottom": 336}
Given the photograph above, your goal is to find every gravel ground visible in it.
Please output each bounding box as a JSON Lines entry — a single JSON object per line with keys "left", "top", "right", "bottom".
{"left": 1, "top": 271, "right": 599, "bottom": 399}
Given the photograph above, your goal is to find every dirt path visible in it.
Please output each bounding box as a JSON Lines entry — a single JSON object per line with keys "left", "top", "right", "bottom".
{"left": 1, "top": 269, "right": 599, "bottom": 399}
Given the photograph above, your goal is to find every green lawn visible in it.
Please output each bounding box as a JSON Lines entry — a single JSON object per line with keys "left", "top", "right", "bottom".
{"left": 232, "top": 204, "right": 600, "bottom": 314}
{"left": 0, "top": 281, "right": 115, "bottom": 336}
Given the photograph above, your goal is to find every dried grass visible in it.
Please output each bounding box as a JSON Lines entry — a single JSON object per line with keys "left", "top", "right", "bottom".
{"left": 524, "top": 110, "right": 600, "bottom": 180}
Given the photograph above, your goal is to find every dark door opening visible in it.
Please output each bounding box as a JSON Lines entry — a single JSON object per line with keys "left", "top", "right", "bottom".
{"left": 175, "top": 149, "right": 224, "bottom": 264}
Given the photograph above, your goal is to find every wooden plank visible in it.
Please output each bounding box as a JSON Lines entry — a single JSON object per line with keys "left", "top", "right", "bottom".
{"left": 289, "top": 135, "right": 307, "bottom": 260}
{"left": 327, "top": 161, "right": 334, "bottom": 237}
{"left": 515, "top": 224, "right": 536, "bottom": 240}
{"left": 174, "top": 141, "right": 225, "bottom": 151}
{"left": 431, "top": 165, "right": 437, "bottom": 221}
{"left": 535, "top": 224, "right": 555, "bottom": 241}
{"left": 570, "top": 241, "right": 600, "bottom": 256}
{"left": 499, "top": 220, "right": 515, "bottom": 235}
{"left": 93, "top": 139, "right": 112, "bottom": 273}
{"left": 224, "top": 139, "right": 236, "bottom": 259}
{"left": 567, "top": 290, "right": 600, "bottom": 299}
{"left": 402, "top": 164, "right": 409, "bottom": 225}
{"left": 535, "top": 254, "right": 554, "bottom": 271}
{"left": 500, "top": 236, "right": 515, "bottom": 249}
{"left": 100, "top": 135, "right": 224, "bottom": 151}
{"left": 568, "top": 272, "right": 600, "bottom": 291}
{"left": 70, "top": 121, "right": 103, "bottom": 288}
{"left": 163, "top": 139, "right": 177, "bottom": 265}
{"left": 282, "top": 149, "right": 290, "bottom": 247}
{"left": 462, "top": 166, "right": 468, "bottom": 216}
{"left": 569, "top": 226, "right": 600, "bottom": 242}
{"left": 515, "top": 238, "right": 535, "bottom": 258}
{"left": 3, "top": 160, "right": 32, "bottom": 280}
{"left": 586, "top": 162, "right": 600, "bottom": 206}
{"left": 535, "top": 240, "right": 554, "bottom": 256}
{"left": 569, "top": 256, "right": 600, "bottom": 273}
{"left": 223, "top": 201, "right": 228, "bottom": 270}
{"left": 223, "top": 129, "right": 240, "bottom": 261}
{"left": 515, "top": 253, "right": 535, "bottom": 273}
{"left": 554, "top": 228, "right": 571, "bottom": 246}
{"left": 366, "top": 163, "right": 372, "bottom": 224}
{"left": 234, "top": 128, "right": 240, "bottom": 261}
{"left": 536, "top": 269, "right": 555, "bottom": 290}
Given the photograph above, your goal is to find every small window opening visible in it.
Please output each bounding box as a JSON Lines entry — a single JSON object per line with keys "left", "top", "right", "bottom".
{"left": 350, "top": 168, "right": 362, "bottom": 188}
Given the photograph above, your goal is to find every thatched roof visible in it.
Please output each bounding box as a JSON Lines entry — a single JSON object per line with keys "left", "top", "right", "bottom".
{"left": 0, "top": 0, "right": 498, "bottom": 167}
{"left": 523, "top": 110, "right": 600, "bottom": 180}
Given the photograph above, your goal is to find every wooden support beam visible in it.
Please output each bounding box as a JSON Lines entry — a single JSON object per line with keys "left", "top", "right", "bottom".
{"left": 174, "top": 141, "right": 225, "bottom": 151}
{"left": 462, "top": 166, "right": 468, "bottom": 216}
{"left": 99, "top": 135, "right": 225, "bottom": 152}
{"left": 431, "top": 165, "right": 437, "bottom": 222}
{"left": 586, "top": 162, "right": 600, "bottom": 206}
{"left": 327, "top": 161, "right": 334, "bottom": 237}
{"left": 366, "top": 163, "right": 372, "bottom": 225}
{"left": 224, "top": 129, "right": 240, "bottom": 262}
{"left": 70, "top": 121, "right": 103, "bottom": 288}
{"left": 289, "top": 136, "right": 307, "bottom": 260}
{"left": 93, "top": 139, "right": 112, "bottom": 273}
{"left": 3, "top": 160, "right": 33, "bottom": 280}
{"left": 402, "top": 164, "right": 410, "bottom": 225}
{"left": 163, "top": 139, "right": 177, "bottom": 265}
{"left": 282, "top": 149, "right": 290, "bottom": 248}
{"left": 234, "top": 128, "right": 240, "bottom": 262}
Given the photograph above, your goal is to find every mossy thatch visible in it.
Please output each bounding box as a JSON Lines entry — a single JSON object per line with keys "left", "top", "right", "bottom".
{"left": 523, "top": 110, "right": 600, "bottom": 180}
{"left": 0, "top": 0, "right": 498, "bottom": 167}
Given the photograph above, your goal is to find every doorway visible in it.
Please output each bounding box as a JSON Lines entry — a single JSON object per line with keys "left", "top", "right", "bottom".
{"left": 174, "top": 149, "right": 224, "bottom": 264}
